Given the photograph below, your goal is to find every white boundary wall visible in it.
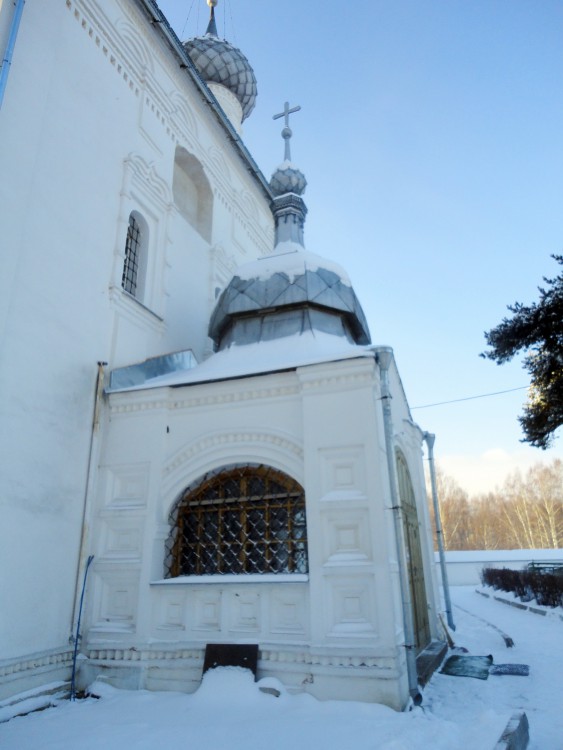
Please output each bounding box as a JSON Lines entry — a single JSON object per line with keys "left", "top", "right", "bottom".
{"left": 436, "top": 549, "right": 563, "bottom": 586}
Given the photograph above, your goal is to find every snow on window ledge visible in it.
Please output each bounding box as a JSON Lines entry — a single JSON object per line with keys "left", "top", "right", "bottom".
{"left": 151, "top": 573, "right": 309, "bottom": 585}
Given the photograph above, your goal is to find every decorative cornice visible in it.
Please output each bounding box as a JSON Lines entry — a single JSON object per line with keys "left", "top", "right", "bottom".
{"left": 109, "top": 381, "right": 300, "bottom": 414}
{"left": 68, "top": 0, "right": 273, "bottom": 256}
{"left": 0, "top": 648, "right": 74, "bottom": 680}
{"left": 84, "top": 645, "right": 390, "bottom": 671}
{"left": 124, "top": 152, "right": 173, "bottom": 209}
{"left": 68, "top": 0, "right": 142, "bottom": 99}
{"left": 86, "top": 646, "right": 201, "bottom": 662}
{"left": 299, "top": 366, "right": 374, "bottom": 392}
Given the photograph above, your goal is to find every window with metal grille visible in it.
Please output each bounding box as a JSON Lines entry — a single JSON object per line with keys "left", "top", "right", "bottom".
{"left": 165, "top": 465, "right": 308, "bottom": 577}
{"left": 122, "top": 214, "right": 141, "bottom": 296}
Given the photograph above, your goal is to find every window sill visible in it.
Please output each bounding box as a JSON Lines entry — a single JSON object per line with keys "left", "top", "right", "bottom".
{"left": 108, "top": 285, "right": 164, "bottom": 332}
{"left": 150, "top": 574, "right": 309, "bottom": 585}
{"left": 120, "top": 288, "right": 163, "bottom": 320}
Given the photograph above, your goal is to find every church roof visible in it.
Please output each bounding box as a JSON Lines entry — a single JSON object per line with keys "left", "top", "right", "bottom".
{"left": 208, "top": 243, "right": 371, "bottom": 347}
{"left": 108, "top": 331, "right": 375, "bottom": 392}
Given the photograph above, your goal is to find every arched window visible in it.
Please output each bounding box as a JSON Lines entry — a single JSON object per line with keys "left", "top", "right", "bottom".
{"left": 121, "top": 211, "right": 148, "bottom": 299}
{"left": 172, "top": 146, "right": 213, "bottom": 242}
{"left": 165, "top": 465, "right": 308, "bottom": 577}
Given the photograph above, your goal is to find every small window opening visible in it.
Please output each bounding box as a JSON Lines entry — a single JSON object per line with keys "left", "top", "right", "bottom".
{"left": 122, "top": 214, "right": 142, "bottom": 296}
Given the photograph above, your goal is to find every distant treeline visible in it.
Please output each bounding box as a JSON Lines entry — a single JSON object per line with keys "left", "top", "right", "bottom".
{"left": 428, "top": 459, "right": 563, "bottom": 551}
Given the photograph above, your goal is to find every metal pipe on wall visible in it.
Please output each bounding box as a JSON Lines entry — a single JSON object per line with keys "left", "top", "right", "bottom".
{"left": 70, "top": 361, "right": 107, "bottom": 638}
{"left": 424, "top": 432, "right": 455, "bottom": 631}
{"left": 374, "top": 347, "right": 420, "bottom": 702}
{"left": 0, "top": 0, "right": 26, "bottom": 109}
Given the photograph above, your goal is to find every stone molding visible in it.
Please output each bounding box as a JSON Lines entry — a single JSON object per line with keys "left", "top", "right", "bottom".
{"left": 163, "top": 431, "right": 303, "bottom": 479}
{"left": 123, "top": 152, "right": 173, "bottom": 210}
{"left": 109, "top": 381, "right": 301, "bottom": 414}
{"left": 70, "top": 0, "right": 272, "bottom": 255}
{"left": 85, "top": 645, "right": 392, "bottom": 672}
{"left": 298, "top": 359, "right": 375, "bottom": 393}
{"left": 0, "top": 647, "right": 74, "bottom": 681}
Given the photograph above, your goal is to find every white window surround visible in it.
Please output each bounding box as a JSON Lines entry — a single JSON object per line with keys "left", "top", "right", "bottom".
{"left": 111, "top": 153, "right": 172, "bottom": 319}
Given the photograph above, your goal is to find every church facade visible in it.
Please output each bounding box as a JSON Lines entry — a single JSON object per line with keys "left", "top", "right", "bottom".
{"left": 0, "top": 0, "right": 443, "bottom": 711}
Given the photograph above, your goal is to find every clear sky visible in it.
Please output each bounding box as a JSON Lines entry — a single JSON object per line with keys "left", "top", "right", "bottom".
{"left": 156, "top": 0, "right": 563, "bottom": 493}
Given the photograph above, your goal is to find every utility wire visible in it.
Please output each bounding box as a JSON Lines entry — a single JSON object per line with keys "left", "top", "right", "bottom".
{"left": 181, "top": 0, "right": 197, "bottom": 39}
{"left": 411, "top": 385, "right": 529, "bottom": 410}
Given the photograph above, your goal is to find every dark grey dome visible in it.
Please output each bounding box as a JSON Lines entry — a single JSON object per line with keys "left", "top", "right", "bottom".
{"left": 209, "top": 247, "right": 371, "bottom": 349}
{"left": 184, "top": 35, "right": 257, "bottom": 121}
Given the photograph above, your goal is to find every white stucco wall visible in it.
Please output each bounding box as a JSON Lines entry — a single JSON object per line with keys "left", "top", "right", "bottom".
{"left": 0, "top": 0, "right": 272, "bottom": 691}
{"left": 79, "top": 352, "right": 439, "bottom": 708}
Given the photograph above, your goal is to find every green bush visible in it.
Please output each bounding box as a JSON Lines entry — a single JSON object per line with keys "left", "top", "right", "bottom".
{"left": 480, "top": 567, "right": 563, "bottom": 608}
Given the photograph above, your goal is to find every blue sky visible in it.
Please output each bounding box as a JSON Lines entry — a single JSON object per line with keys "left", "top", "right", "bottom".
{"left": 157, "top": 0, "right": 563, "bottom": 492}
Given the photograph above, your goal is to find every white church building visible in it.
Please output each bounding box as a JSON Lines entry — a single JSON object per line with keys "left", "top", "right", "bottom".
{"left": 0, "top": 0, "right": 444, "bottom": 711}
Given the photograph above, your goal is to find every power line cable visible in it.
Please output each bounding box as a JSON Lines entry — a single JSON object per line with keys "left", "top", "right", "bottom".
{"left": 411, "top": 386, "right": 529, "bottom": 410}
{"left": 181, "top": 0, "right": 197, "bottom": 39}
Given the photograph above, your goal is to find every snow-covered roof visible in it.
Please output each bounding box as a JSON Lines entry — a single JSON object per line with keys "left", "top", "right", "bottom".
{"left": 208, "top": 245, "right": 371, "bottom": 348}
{"left": 108, "top": 330, "right": 375, "bottom": 393}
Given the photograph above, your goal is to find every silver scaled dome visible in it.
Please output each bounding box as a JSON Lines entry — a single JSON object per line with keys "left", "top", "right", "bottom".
{"left": 208, "top": 249, "right": 371, "bottom": 350}
{"left": 183, "top": 21, "right": 257, "bottom": 121}
{"left": 270, "top": 161, "right": 307, "bottom": 197}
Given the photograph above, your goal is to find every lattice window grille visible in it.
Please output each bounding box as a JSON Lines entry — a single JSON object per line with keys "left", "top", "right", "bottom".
{"left": 122, "top": 214, "right": 141, "bottom": 295}
{"left": 165, "top": 465, "right": 308, "bottom": 577}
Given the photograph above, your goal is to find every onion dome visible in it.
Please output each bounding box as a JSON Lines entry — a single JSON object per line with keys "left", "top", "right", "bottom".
{"left": 208, "top": 100, "right": 371, "bottom": 351}
{"left": 270, "top": 102, "right": 307, "bottom": 197}
{"left": 183, "top": 1, "right": 257, "bottom": 121}
{"left": 270, "top": 160, "right": 307, "bottom": 197}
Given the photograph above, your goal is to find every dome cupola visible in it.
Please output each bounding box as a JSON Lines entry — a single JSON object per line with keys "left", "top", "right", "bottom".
{"left": 183, "top": 0, "right": 257, "bottom": 126}
{"left": 208, "top": 102, "right": 371, "bottom": 351}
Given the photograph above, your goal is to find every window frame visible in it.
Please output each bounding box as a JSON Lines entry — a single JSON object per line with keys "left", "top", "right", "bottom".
{"left": 165, "top": 464, "right": 308, "bottom": 578}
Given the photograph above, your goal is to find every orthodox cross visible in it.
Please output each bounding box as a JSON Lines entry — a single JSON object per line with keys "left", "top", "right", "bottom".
{"left": 273, "top": 101, "right": 301, "bottom": 162}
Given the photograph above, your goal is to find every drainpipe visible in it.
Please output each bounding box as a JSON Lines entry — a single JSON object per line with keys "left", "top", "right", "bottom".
{"left": 374, "top": 347, "right": 420, "bottom": 702}
{"left": 70, "top": 361, "right": 107, "bottom": 638}
{"left": 423, "top": 432, "right": 455, "bottom": 631}
{"left": 0, "top": 0, "right": 26, "bottom": 110}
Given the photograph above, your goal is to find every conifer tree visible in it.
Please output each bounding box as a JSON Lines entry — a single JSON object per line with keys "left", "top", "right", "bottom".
{"left": 482, "top": 255, "right": 563, "bottom": 449}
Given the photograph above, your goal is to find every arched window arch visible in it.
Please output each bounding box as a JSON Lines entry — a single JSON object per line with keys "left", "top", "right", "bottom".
{"left": 165, "top": 464, "right": 308, "bottom": 578}
{"left": 121, "top": 211, "right": 148, "bottom": 299}
{"left": 172, "top": 146, "right": 213, "bottom": 242}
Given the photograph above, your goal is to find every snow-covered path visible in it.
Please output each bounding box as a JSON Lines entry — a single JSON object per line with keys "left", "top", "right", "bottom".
{"left": 0, "top": 587, "right": 560, "bottom": 749}
{"left": 435, "top": 586, "right": 563, "bottom": 749}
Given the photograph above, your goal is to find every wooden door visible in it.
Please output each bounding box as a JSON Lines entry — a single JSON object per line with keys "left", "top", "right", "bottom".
{"left": 396, "top": 452, "right": 431, "bottom": 653}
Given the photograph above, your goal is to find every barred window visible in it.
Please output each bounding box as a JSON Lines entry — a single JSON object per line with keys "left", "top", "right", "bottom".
{"left": 122, "top": 213, "right": 142, "bottom": 296}
{"left": 165, "top": 465, "right": 308, "bottom": 577}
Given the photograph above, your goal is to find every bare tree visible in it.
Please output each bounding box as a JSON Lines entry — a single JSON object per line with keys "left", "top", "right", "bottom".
{"left": 427, "top": 460, "right": 563, "bottom": 550}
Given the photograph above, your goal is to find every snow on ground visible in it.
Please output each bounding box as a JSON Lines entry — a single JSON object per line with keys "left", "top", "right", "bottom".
{"left": 1, "top": 587, "right": 561, "bottom": 750}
